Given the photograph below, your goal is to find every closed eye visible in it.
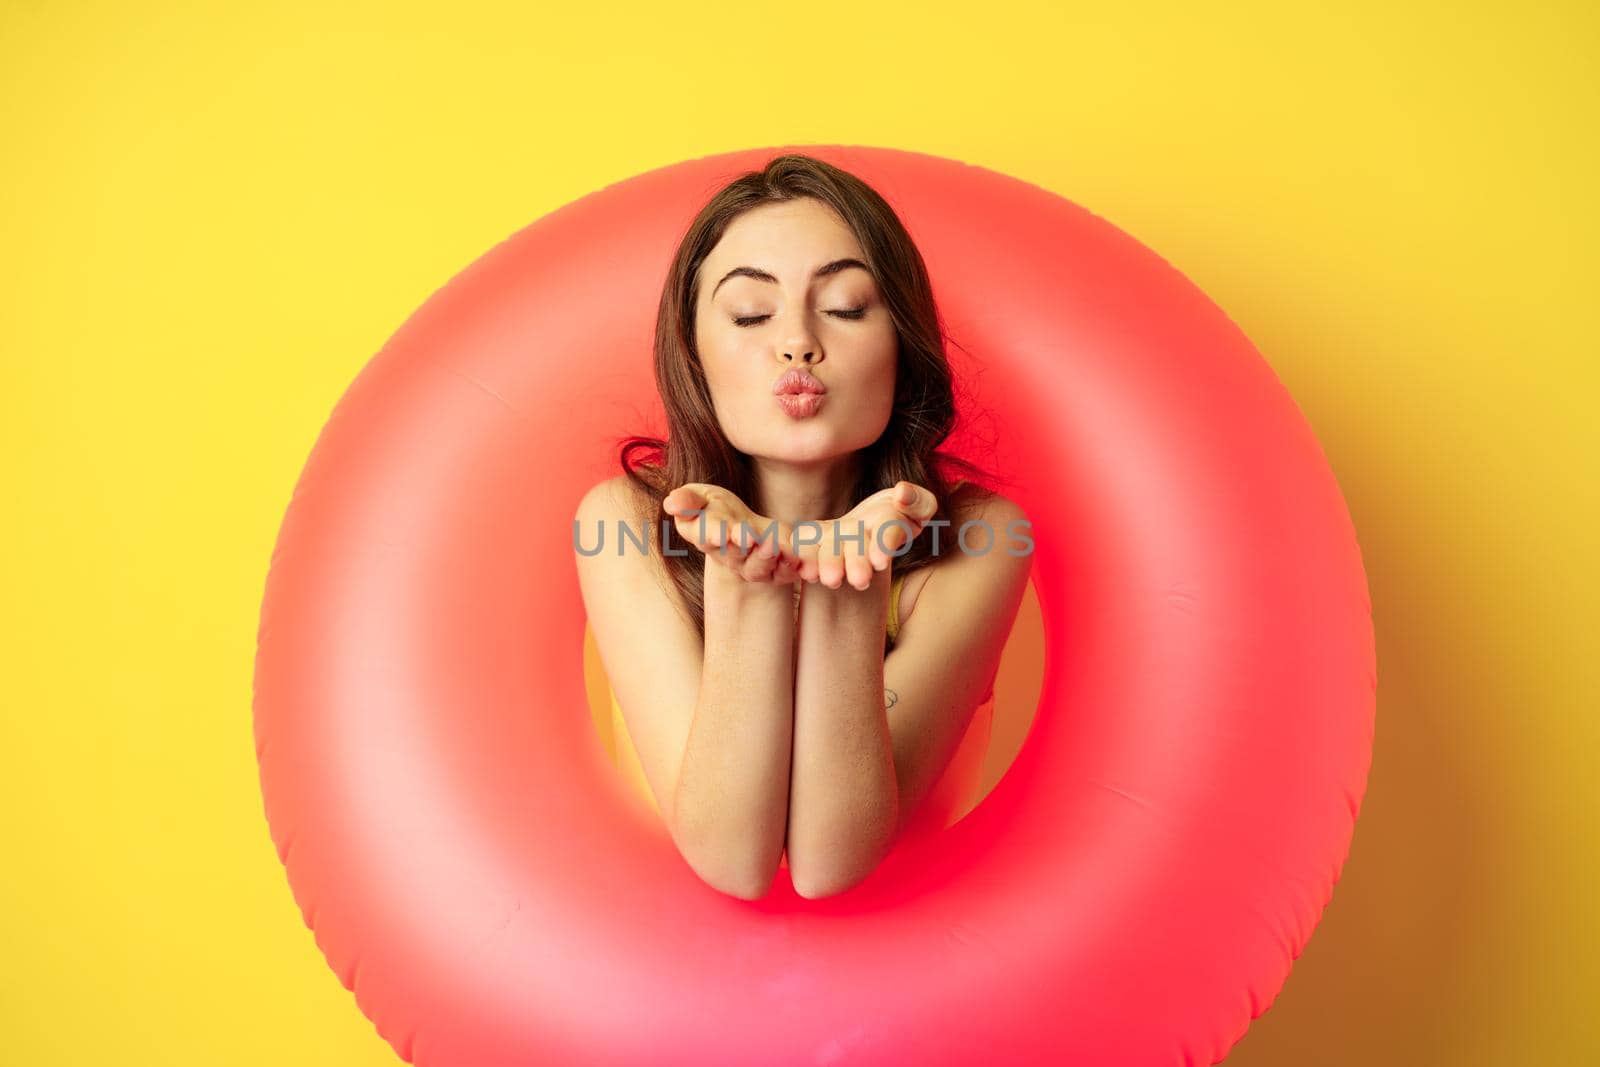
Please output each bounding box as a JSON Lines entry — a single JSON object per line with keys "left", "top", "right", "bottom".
{"left": 732, "top": 307, "right": 869, "bottom": 328}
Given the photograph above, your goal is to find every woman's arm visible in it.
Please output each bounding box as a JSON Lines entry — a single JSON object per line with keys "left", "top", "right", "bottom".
{"left": 784, "top": 491, "right": 1034, "bottom": 899}
{"left": 573, "top": 477, "right": 796, "bottom": 901}
{"left": 785, "top": 564, "right": 900, "bottom": 899}
{"left": 670, "top": 562, "right": 797, "bottom": 900}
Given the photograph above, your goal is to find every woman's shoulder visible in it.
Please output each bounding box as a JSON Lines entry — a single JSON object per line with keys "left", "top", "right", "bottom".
{"left": 895, "top": 482, "right": 1029, "bottom": 630}
{"left": 944, "top": 479, "right": 1027, "bottom": 531}
{"left": 577, "top": 473, "right": 658, "bottom": 528}
{"left": 574, "top": 474, "right": 668, "bottom": 580}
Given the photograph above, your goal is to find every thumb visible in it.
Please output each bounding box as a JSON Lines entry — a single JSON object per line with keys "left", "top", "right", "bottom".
{"left": 893, "top": 482, "right": 937, "bottom": 520}
{"left": 665, "top": 485, "right": 709, "bottom": 514}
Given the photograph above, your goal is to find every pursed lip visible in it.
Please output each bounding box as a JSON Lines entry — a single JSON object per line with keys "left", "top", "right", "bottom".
{"left": 773, "top": 369, "right": 828, "bottom": 396}
{"left": 775, "top": 392, "right": 825, "bottom": 418}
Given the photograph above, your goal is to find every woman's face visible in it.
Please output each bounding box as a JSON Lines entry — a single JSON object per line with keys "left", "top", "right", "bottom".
{"left": 693, "top": 197, "right": 898, "bottom": 464}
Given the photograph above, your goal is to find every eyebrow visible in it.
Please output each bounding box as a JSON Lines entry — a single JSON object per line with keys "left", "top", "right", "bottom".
{"left": 710, "top": 257, "right": 872, "bottom": 298}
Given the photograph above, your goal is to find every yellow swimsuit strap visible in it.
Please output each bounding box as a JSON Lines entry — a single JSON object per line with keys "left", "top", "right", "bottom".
{"left": 886, "top": 570, "right": 906, "bottom": 644}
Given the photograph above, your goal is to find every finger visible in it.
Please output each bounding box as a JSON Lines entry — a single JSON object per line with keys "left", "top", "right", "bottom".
{"left": 877, "top": 517, "right": 909, "bottom": 562}
{"left": 720, "top": 510, "right": 769, "bottom": 555}
{"left": 845, "top": 545, "right": 874, "bottom": 591}
{"left": 819, "top": 540, "right": 846, "bottom": 589}
{"left": 767, "top": 534, "right": 801, "bottom": 582}
{"left": 668, "top": 501, "right": 725, "bottom": 553}
{"left": 740, "top": 518, "right": 778, "bottom": 556}
{"left": 746, "top": 528, "right": 775, "bottom": 559}
{"left": 669, "top": 516, "right": 708, "bottom": 554}
{"left": 700, "top": 539, "right": 734, "bottom": 571}
{"left": 867, "top": 515, "right": 900, "bottom": 572}
{"left": 674, "top": 514, "right": 712, "bottom": 552}
{"left": 731, "top": 521, "right": 754, "bottom": 554}
{"left": 783, "top": 522, "right": 821, "bottom": 583}
{"left": 741, "top": 537, "right": 779, "bottom": 582}
{"left": 753, "top": 527, "right": 803, "bottom": 583}
{"left": 847, "top": 520, "right": 878, "bottom": 587}
{"left": 723, "top": 524, "right": 757, "bottom": 557}
{"left": 892, "top": 481, "right": 939, "bottom": 522}
{"left": 713, "top": 539, "right": 751, "bottom": 572}
{"left": 782, "top": 549, "right": 816, "bottom": 584}
{"left": 876, "top": 518, "right": 902, "bottom": 559}
{"left": 812, "top": 522, "right": 840, "bottom": 588}
{"left": 864, "top": 524, "right": 888, "bottom": 574}
{"left": 703, "top": 514, "right": 736, "bottom": 549}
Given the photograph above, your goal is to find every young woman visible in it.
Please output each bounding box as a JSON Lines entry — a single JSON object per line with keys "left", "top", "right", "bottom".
{"left": 573, "top": 154, "right": 1032, "bottom": 901}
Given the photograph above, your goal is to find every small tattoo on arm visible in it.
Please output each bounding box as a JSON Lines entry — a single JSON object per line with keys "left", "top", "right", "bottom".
{"left": 884, "top": 687, "right": 900, "bottom": 711}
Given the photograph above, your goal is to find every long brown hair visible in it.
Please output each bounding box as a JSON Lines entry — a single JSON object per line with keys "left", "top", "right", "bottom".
{"left": 616, "top": 153, "right": 995, "bottom": 642}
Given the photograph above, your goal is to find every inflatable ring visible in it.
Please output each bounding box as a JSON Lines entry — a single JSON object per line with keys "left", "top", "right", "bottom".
{"left": 254, "top": 145, "right": 1376, "bottom": 1065}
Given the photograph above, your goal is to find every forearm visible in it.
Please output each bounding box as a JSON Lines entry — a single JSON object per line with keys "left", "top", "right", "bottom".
{"left": 669, "top": 563, "right": 796, "bottom": 900}
{"left": 786, "top": 566, "right": 899, "bottom": 898}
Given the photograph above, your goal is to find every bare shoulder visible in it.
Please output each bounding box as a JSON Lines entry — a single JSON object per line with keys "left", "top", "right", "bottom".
{"left": 575, "top": 473, "right": 656, "bottom": 530}
{"left": 947, "top": 482, "right": 1029, "bottom": 536}
{"left": 572, "top": 472, "right": 703, "bottom": 825}
{"left": 899, "top": 485, "right": 1031, "bottom": 624}
{"left": 931, "top": 483, "right": 1031, "bottom": 575}
{"left": 880, "top": 485, "right": 1033, "bottom": 830}
{"left": 574, "top": 473, "right": 679, "bottom": 612}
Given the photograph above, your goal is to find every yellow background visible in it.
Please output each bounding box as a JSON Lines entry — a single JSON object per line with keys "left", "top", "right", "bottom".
{"left": 3, "top": 2, "right": 1595, "bottom": 1063}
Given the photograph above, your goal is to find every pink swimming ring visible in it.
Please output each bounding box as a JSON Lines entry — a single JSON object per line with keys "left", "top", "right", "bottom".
{"left": 254, "top": 145, "right": 1376, "bottom": 1065}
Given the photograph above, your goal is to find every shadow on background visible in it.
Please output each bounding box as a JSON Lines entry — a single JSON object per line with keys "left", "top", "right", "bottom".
{"left": 1224, "top": 334, "right": 1516, "bottom": 1065}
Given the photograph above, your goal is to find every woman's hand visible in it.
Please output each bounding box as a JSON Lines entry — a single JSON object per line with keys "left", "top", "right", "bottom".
{"left": 663, "top": 483, "right": 807, "bottom": 585}
{"left": 806, "top": 481, "right": 940, "bottom": 591}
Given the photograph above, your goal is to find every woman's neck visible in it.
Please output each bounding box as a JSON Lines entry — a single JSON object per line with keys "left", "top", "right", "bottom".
{"left": 750, "top": 455, "right": 861, "bottom": 525}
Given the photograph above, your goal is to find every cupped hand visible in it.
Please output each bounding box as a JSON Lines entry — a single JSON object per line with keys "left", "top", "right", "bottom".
{"left": 804, "top": 481, "right": 939, "bottom": 591}
{"left": 662, "top": 483, "right": 807, "bottom": 585}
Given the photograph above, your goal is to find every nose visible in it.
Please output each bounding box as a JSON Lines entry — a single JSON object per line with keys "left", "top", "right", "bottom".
{"left": 777, "top": 309, "right": 822, "bottom": 365}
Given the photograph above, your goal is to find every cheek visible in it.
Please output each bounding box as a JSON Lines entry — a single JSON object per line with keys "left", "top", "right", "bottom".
{"left": 700, "top": 348, "right": 770, "bottom": 411}
{"left": 712, "top": 350, "right": 768, "bottom": 390}
{"left": 867, "top": 332, "right": 899, "bottom": 388}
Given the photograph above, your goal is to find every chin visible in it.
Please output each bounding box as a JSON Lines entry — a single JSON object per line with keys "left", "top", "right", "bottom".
{"left": 756, "top": 428, "right": 849, "bottom": 462}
